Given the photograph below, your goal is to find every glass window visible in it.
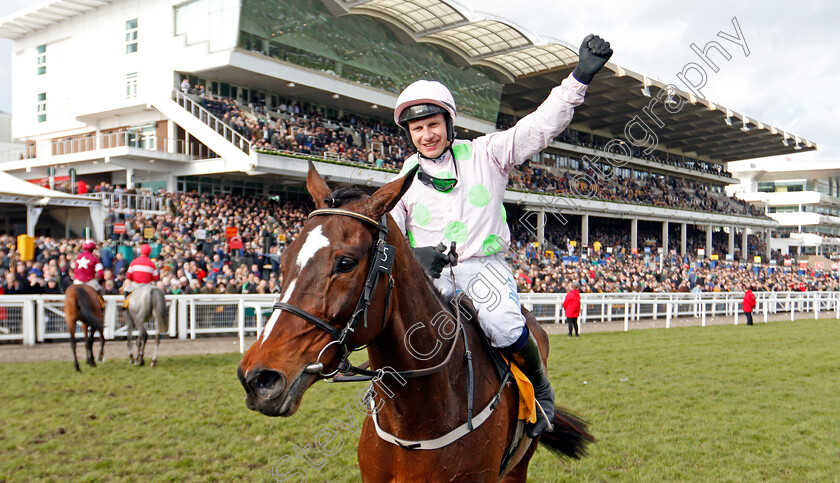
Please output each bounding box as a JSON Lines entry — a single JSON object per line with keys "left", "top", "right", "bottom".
{"left": 37, "top": 92, "right": 46, "bottom": 122}
{"left": 126, "top": 19, "right": 138, "bottom": 53}
{"left": 126, "top": 72, "right": 138, "bottom": 99}
{"left": 37, "top": 44, "right": 46, "bottom": 75}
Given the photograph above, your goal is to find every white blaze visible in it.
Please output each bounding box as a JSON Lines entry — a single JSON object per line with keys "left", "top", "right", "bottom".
{"left": 296, "top": 225, "right": 330, "bottom": 271}
{"left": 260, "top": 279, "right": 296, "bottom": 345}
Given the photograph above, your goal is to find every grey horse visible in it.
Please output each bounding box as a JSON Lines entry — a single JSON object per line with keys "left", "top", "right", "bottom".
{"left": 124, "top": 284, "right": 168, "bottom": 367}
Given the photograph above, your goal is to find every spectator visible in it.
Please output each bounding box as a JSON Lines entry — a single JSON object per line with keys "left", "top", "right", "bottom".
{"left": 743, "top": 285, "right": 756, "bottom": 326}
{"left": 563, "top": 282, "right": 581, "bottom": 336}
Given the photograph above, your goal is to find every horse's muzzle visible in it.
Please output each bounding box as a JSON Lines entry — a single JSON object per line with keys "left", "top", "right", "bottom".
{"left": 238, "top": 365, "right": 287, "bottom": 413}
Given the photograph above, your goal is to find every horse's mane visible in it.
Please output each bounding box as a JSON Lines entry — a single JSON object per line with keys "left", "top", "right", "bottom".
{"left": 324, "top": 187, "right": 368, "bottom": 208}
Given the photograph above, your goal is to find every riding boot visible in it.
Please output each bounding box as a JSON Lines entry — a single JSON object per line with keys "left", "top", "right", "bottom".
{"left": 505, "top": 333, "right": 555, "bottom": 439}
{"left": 121, "top": 292, "right": 131, "bottom": 310}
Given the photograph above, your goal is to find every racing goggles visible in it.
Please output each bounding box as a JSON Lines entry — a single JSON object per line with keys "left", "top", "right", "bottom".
{"left": 417, "top": 168, "right": 457, "bottom": 193}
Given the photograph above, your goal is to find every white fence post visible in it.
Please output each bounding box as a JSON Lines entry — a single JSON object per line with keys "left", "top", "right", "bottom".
{"left": 24, "top": 299, "right": 37, "bottom": 346}
{"left": 581, "top": 302, "right": 587, "bottom": 332}
{"left": 665, "top": 301, "right": 671, "bottom": 329}
{"left": 190, "top": 298, "right": 197, "bottom": 340}
{"left": 35, "top": 297, "right": 45, "bottom": 343}
{"left": 835, "top": 293, "right": 840, "bottom": 320}
{"left": 237, "top": 298, "right": 245, "bottom": 354}
{"left": 104, "top": 299, "right": 117, "bottom": 340}
{"left": 733, "top": 301, "right": 739, "bottom": 325}
{"left": 814, "top": 292, "right": 819, "bottom": 320}
{"left": 624, "top": 303, "right": 629, "bottom": 332}
{"left": 178, "top": 297, "right": 188, "bottom": 339}
{"left": 168, "top": 298, "right": 178, "bottom": 338}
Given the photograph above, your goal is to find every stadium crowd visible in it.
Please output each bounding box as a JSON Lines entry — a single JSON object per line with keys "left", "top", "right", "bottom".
{"left": 0, "top": 191, "right": 832, "bottom": 297}
{"left": 175, "top": 87, "right": 762, "bottom": 218}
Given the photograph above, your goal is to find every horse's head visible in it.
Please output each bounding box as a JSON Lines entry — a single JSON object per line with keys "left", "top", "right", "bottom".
{"left": 238, "top": 162, "right": 417, "bottom": 416}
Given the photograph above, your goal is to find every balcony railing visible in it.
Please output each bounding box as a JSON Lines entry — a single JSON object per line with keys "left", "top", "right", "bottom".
{"left": 82, "top": 192, "right": 170, "bottom": 213}
{"left": 49, "top": 132, "right": 193, "bottom": 157}
{"left": 172, "top": 89, "right": 251, "bottom": 155}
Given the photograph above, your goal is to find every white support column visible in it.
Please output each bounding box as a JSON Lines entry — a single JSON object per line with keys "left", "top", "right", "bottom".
{"left": 167, "top": 120, "right": 177, "bottom": 154}
{"left": 765, "top": 229, "right": 771, "bottom": 260}
{"left": 742, "top": 227, "right": 750, "bottom": 261}
{"left": 166, "top": 174, "right": 177, "bottom": 193}
{"left": 126, "top": 168, "right": 135, "bottom": 189}
{"left": 537, "top": 209, "right": 545, "bottom": 254}
{"left": 581, "top": 214, "right": 589, "bottom": 248}
{"left": 26, "top": 204, "right": 44, "bottom": 237}
{"left": 631, "top": 218, "right": 638, "bottom": 252}
{"left": 706, "top": 225, "right": 713, "bottom": 258}
{"left": 728, "top": 227, "right": 735, "bottom": 257}
{"left": 681, "top": 223, "right": 687, "bottom": 257}
{"left": 662, "top": 221, "right": 669, "bottom": 253}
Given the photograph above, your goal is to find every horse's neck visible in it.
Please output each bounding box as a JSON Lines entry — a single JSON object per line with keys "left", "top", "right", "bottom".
{"left": 365, "top": 269, "right": 486, "bottom": 436}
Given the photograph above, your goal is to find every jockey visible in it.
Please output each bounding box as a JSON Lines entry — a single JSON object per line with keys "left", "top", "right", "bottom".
{"left": 123, "top": 243, "right": 159, "bottom": 308}
{"left": 72, "top": 240, "right": 105, "bottom": 304}
{"left": 390, "top": 35, "right": 613, "bottom": 438}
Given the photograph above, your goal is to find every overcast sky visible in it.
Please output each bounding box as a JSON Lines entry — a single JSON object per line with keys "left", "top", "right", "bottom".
{"left": 2, "top": 0, "right": 836, "bottom": 165}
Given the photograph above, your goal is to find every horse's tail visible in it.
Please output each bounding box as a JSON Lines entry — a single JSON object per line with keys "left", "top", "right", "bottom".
{"left": 76, "top": 286, "right": 104, "bottom": 332}
{"left": 537, "top": 406, "right": 595, "bottom": 459}
{"left": 152, "top": 288, "right": 168, "bottom": 333}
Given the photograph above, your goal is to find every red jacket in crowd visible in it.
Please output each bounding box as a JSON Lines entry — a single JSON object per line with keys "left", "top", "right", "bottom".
{"left": 743, "top": 289, "right": 756, "bottom": 313}
{"left": 126, "top": 255, "right": 159, "bottom": 284}
{"left": 73, "top": 252, "right": 103, "bottom": 283}
{"left": 563, "top": 289, "right": 581, "bottom": 318}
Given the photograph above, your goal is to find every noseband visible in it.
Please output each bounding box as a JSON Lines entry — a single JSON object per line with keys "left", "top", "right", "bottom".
{"left": 273, "top": 208, "right": 396, "bottom": 377}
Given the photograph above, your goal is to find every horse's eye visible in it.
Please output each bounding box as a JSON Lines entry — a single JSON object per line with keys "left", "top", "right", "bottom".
{"left": 336, "top": 257, "right": 357, "bottom": 273}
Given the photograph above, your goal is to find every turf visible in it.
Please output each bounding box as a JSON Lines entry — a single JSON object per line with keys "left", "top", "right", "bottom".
{"left": 1, "top": 319, "right": 838, "bottom": 482}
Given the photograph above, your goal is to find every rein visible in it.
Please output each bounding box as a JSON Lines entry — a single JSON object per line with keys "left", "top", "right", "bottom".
{"left": 275, "top": 208, "right": 460, "bottom": 380}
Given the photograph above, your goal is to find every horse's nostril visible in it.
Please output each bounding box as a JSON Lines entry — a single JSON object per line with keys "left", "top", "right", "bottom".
{"left": 249, "top": 369, "right": 286, "bottom": 395}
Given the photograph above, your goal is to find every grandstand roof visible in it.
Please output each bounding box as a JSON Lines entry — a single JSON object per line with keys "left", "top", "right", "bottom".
{"left": 0, "top": 0, "right": 112, "bottom": 40}
{"left": 326, "top": 0, "right": 817, "bottom": 164}
{"left": 1, "top": 0, "right": 818, "bottom": 164}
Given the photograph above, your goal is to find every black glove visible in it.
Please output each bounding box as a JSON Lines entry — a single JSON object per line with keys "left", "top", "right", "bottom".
{"left": 572, "top": 34, "right": 613, "bottom": 85}
{"left": 413, "top": 244, "right": 450, "bottom": 279}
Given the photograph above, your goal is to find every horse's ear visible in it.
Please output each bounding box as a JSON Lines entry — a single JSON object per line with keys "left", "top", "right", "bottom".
{"left": 306, "top": 161, "right": 331, "bottom": 209}
{"left": 361, "top": 165, "right": 419, "bottom": 219}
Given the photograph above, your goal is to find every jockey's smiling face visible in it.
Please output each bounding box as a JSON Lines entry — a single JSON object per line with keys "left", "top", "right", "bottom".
{"left": 407, "top": 113, "right": 448, "bottom": 159}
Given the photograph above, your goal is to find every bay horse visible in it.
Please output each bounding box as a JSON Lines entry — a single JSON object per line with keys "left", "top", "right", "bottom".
{"left": 238, "top": 162, "right": 593, "bottom": 481}
{"left": 64, "top": 284, "right": 105, "bottom": 372}
{"left": 124, "top": 284, "right": 168, "bottom": 367}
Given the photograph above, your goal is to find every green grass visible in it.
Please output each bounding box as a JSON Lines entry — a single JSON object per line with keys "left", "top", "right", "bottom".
{"left": 1, "top": 320, "right": 839, "bottom": 482}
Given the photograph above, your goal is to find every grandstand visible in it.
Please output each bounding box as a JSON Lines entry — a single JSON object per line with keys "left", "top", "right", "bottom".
{"left": 0, "top": 0, "right": 817, "bottom": 262}
{"left": 728, "top": 159, "right": 840, "bottom": 257}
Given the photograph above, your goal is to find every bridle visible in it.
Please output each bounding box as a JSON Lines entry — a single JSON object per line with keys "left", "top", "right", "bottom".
{"left": 273, "top": 208, "right": 395, "bottom": 378}
{"left": 274, "top": 207, "right": 463, "bottom": 380}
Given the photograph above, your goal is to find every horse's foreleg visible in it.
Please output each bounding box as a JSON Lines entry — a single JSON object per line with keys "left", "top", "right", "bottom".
{"left": 84, "top": 325, "right": 96, "bottom": 367}
{"left": 69, "top": 322, "right": 81, "bottom": 372}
